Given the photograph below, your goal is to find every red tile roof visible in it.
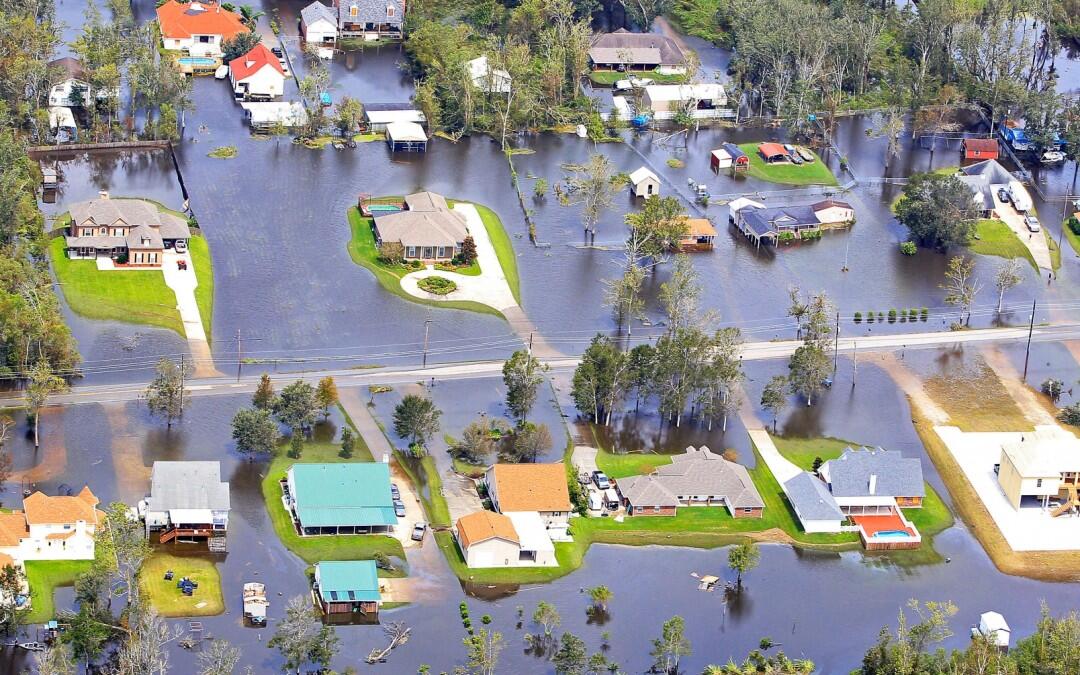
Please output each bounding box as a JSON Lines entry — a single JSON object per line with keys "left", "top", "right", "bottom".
{"left": 157, "top": 1, "right": 248, "bottom": 40}
{"left": 229, "top": 43, "right": 285, "bottom": 81}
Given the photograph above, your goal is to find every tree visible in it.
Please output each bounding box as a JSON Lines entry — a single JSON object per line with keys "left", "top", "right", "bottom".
{"left": 565, "top": 154, "right": 620, "bottom": 239}
{"left": 728, "top": 540, "right": 760, "bottom": 587}
{"left": 503, "top": 349, "right": 549, "bottom": 425}
{"left": 461, "top": 235, "right": 478, "bottom": 264}
{"left": 463, "top": 627, "right": 505, "bottom": 675}
{"left": 619, "top": 0, "right": 670, "bottom": 30}
{"left": 27, "top": 359, "right": 68, "bottom": 447}
{"left": 860, "top": 600, "right": 958, "bottom": 674}
{"left": 315, "top": 376, "right": 339, "bottom": 418}
{"left": 333, "top": 95, "right": 364, "bottom": 137}
{"left": 339, "top": 426, "right": 355, "bottom": 458}
{"left": 571, "top": 335, "right": 628, "bottom": 425}
{"left": 197, "top": 639, "right": 241, "bottom": 675}
{"left": 660, "top": 255, "right": 704, "bottom": 330}
{"left": 651, "top": 615, "right": 692, "bottom": 675}
{"left": 221, "top": 30, "right": 260, "bottom": 62}
{"left": 268, "top": 596, "right": 321, "bottom": 673}
{"left": 114, "top": 602, "right": 184, "bottom": 675}
{"left": 98, "top": 502, "right": 151, "bottom": 605}
{"left": 35, "top": 642, "right": 76, "bottom": 675}
{"left": 553, "top": 632, "right": 589, "bottom": 675}
{"left": 994, "top": 258, "right": 1023, "bottom": 313}
{"left": 760, "top": 375, "right": 788, "bottom": 433}
{"left": 144, "top": 357, "right": 190, "bottom": 429}
{"left": 288, "top": 432, "right": 304, "bottom": 459}
{"left": 941, "top": 255, "right": 982, "bottom": 325}
{"left": 63, "top": 604, "right": 112, "bottom": 669}
{"left": 307, "top": 624, "right": 340, "bottom": 670}
{"left": 511, "top": 422, "right": 552, "bottom": 462}
{"left": 624, "top": 196, "right": 688, "bottom": 271}
{"left": 449, "top": 417, "right": 499, "bottom": 464}
{"left": 253, "top": 373, "right": 276, "bottom": 410}
{"left": 587, "top": 585, "right": 613, "bottom": 612}
{"left": 393, "top": 394, "right": 442, "bottom": 453}
{"left": 238, "top": 4, "right": 265, "bottom": 29}
{"left": 231, "top": 407, "right": 279, "bottom": 454}
{"left": 0, "top": 562, "right": 25, "bottom": 634}
{"left": 1011, "top": 604, "right": 1080, "bottom": 674}
{"left": 273, "top": 381, "right": 318, "bottom": 433}
{"left": 533, "top": 600, "right": 561, "bottom": 636}
{"left": 895, "top": 172, "right": 979, "bottom": 251}
{"left": 788, "top": 343, "right": 831, "bottom": 406}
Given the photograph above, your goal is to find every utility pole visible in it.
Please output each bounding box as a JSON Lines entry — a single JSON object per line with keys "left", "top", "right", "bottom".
{"left": 235, "top": 329, "right": 242, "bottom": 382}
{"left": 422, "top": 319, "right": 432, "bottom": 368}
{"left": 1023, "top": 299, "right": 1036, "bottom": 379}
{"left": 833, "top": 311, "right": 840, "bottom": 372}
{"left": 851, "top": 341, "right": 857, "bottom": 389}
{"left": 528, "top": 332, "right": 534, "bottom": 356}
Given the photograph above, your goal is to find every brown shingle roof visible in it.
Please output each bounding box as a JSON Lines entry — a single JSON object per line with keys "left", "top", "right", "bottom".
{"left": 456, "top": 510, "right": 518, "bottom": 549}
{"left": 589, "top": 29, "right": 687, "bottom": 67}
{"left": 23, "top": 487, "right": 100, "bottom": 526}
{"left": 0, "top": 512, "right": 28, "bottom": 547}
{"left": 489, "top": 464, "right": 572, "bottom": 513}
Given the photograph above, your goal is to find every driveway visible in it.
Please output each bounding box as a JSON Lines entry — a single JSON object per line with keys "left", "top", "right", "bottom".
{"left": 747, "top": 428, "right": 801, "bottom": 485}
{"left": 991, "top": 194, "right": 1052, "bottom": 271}
{"left": 161, "top": 250, "right": 206, "bottom": 341}
{"left": 442, "top": 470, "right": 483, "bottom": 524}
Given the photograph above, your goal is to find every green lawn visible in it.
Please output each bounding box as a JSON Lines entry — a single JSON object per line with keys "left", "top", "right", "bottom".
{"left": 394, "top": 450, "right": 451, "bottom": 528}
{"left": 189, "top": 235, "right": 214, "bottom": 339}
{"left": 771, "top": 435, "right": 859, "bottom": 471}
{"left": 587, "top": 69, "right": 687, "bottom": 85}
{"left": 24, "top": 559, "right": 94, "bottom": 624}
{"left": 968, "top": 219, "right": 1037, "bottom": 270}
{"left": 595, "top": 446, "right": 679, "bottom": 479}
{"left": 1063, "top": 218, "right": 1080, "bottom": 257}
{"left": 738, "top": 143, "right": 839, "bottom": 186}
{"left": 139, "top": 553, "right": 224, "bottom": 617}
{"left": 260, "top": 429, "right": 405, "bottom": 568}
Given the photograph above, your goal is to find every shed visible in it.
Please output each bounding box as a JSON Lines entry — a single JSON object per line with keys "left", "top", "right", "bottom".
{"left": 629, "top": 166, "right": 660, "bottom": 198}
{"left": 977, "top": 611, "right": 1010, "bottom": 649}
{"left": 241, "top": 102, "right": 308, "bottom": 130}
{"left": 314, "top": 560, "right": 380, "bottom": 616}
{"left": 712, "top": 143, "right": 747, "bottom": 172}
{"left": 364, "top": 105, "right": 426, "bottom": 132}
{"left": 41, "top": 168, "right": 58, "bottom": 189}
{"left": 385, "top": 121, "right": 428, "bottom": 152}
{"left": 300, "top": 1, "right": 337, "bottom": 44}
{"left": 710, "top": 147, "right": 732, "bottom": 170}
{"left": 962, "top": 138, "right": 999, "bottom": 161}
{"left": 758, "top": 142, "right": 789, "bottom": 163}
{"left": 679, "top": 218, "right": 717, "bottom": 251}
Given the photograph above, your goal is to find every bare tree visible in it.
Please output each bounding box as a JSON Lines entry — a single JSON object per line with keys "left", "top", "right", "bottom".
{"left": 941, "top": 256, "right": 983, "bottom": 325}
{"left": 197, "top": 639, "right": 242, "bottom": 675}
{"left": 994, "top": 259, "right": 1023, "bottom": 314}
{"left": 114, "top": 602, "right": 184, "bottom": 675}
{"left": 564, "top": 154, "right": 622, "bottom": 242}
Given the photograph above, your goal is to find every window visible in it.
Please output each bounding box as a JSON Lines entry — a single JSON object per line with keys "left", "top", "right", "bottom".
{"left": 350, "top": 5, "right": 358, "bottom": 16}
{"left": 386, "top": 5, "right": 395, "bottom": 17}
{"left": 653, "top": 506, "right": 660, "bottom": 513}
{"left": 743, "top": 508, "right": 753, "bottom": 513}
{"left": 1036, "top": 478, "right": 1043, "bottom": 488}
{"left": 198, "top": 35, "right": 211, "bottom": 43}
{"left": 406, "top": 246, "right": 416, "bottom": 258}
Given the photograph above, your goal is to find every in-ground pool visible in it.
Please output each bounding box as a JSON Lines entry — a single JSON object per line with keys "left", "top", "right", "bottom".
{"left": 873, "top": 530, "right": 915, "bottom": 539}
{"left": 367, "top": 205, "right": 402, "bottom": 213}
{"left": 178, "top": 57, "right": 217, "bottom": 67}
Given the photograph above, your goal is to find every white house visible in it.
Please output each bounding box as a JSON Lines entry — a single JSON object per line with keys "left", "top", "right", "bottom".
{"left": 453, "top": 510, "right": 556, "bottom": 568}
{"left": 783, "top": 472, "right": 845, "bottom": 533}
{"left": 156, "top": 0, "right": 250, "bottom": 59}
{"left": 301, "top": 1, "right": 338, "bottom": 44}
{"left": 47, "top": 57, "right": 92, "bottom": 108}
{"left": 642, "top": 83, "right": 727, "bottom": 118}
{"left": 812, "top": 199, "right": 855, "bottom": 225}
{"left": 466, "top": 55, "right": 511, "bottom": 94}
{"left": 0, "top": 487, "right": 103, "bottom": 568}
{"left": 629, "top": 166, "right": 660, "bottom": 198}
{"left": 229, "top": 43, "right": 286, "bottom": 100}
{"left": 976, "top": 612, "right": 1011, "bottom": 650}
{"left": 142, "top": 461, "right": 230, "bottom": 550}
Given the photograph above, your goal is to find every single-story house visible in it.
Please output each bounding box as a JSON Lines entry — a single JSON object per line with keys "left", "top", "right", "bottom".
{"left": 678, "top": 218, "right": 717, "bottom": 251}
{"left": 758, "top": 142, "right": 789, "bottom": 163}
{"left": 371, "top": 191, "right": 467, "bottom": 262}
{"left": 466, "top": 55, "right": 511, "bottom": 94}
{"left": 629, "top": 166, "right": 660, "bottom": 198}
{"left": 484, "top": 463, "right": 573, "bottom": 538}
{"left": 453, "top": 510, "right": 556, "bottom": 568}
{"left": 730, "top": 197, "right": 854, "bottom": 247}
{"left": 783, "top": 472, "right": 845, "bottom": 533}
{"left": 241, "top": 101, "right": 308, "bottom": 130}
{"left": 337, "top": 0, "right": 404, "bottom": 40}
{"left": 313, "top": 560, "right": 381, "bottom": 617}
{"left": 962, "top": 138, "right": 1000, "bottom": 161}
{"left": 812, "top": 199, "right": 855, "bottom": 225}
{"left": 642, "top": 84, "right": 726, "bottom": 115}
{"left": 616, "top": 447, "right": 765, "bottom": 518}
{"left": 156, "top": 0, "right": 249, "bottom": 59}
{"left": 229, "top": 43, "right": 285, "bottom": 100}
{"left": 997, "top": 431, "right": 1080, "bottom": 512}
{"left": 285, "top": 462, "right": 398, "bottom": 534}
{"left": 142, "top": 461, "right": 230, "bottom": 550}
{"left": 819, "top": 447, "right": 924, "bottom": 513}
{"left": 301, "top": 1, "right": 338, "bottom": 44}
{"left": 711, "top": 143, "right": 748, "bottom": 172}
{"left": 63, "top": 193, "right": 191, "bottom": 267}
{"left": 0, "top": 487, "right": 103, "bottom": 568}
{"left": 363, "top": 104, "right": 426, "bottom": 132}
{"left": 588, "top": 29, "right": 687, "bottom": 74}
{"left": 386, "top": 121, "right": 428, "bottom": 152}
{"left": 955, "top": 159, "right": 1018, "bottom": 217}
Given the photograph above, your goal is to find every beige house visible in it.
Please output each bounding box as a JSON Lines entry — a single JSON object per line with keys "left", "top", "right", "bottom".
{"left": 64, "top": 193, "right": 190, "bottom": 267}
{"left": 0, "top": 487, "right": 103, "bottom": 569}
{"left": 484, "top": 463, "right": 572, "bottom": 539}
{"left": 371, "top": 191, "right": 465, "bottom": 262}
{"left": 453, "top": 510, "right": 557, "bottom": 568}
{"left": 998, "top": 433, "right": 1080, "bottom": 512}
{"left": 629, "top": 166, "right": 660, "bottom": 198}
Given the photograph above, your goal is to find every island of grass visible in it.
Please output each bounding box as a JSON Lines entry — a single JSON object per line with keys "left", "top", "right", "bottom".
{"left": 139, "top": 553, "right": 224, "bottom": 617}
{"left": 48, "top": 200, "right": 213, "bottom": 338}
{"left": 346, "top": 198, "right": 519, "bottom": 318}
{"left": 588, "top": 69, "right": 686, "bottom": 86}
{"left": 738, "top": 142, "right": 838, "bottom": 186}
{"left": 24, "top": 559, "right": 94, "bottom": 623}
{"left": 260, "top": 420, "right": 405, "bottom": 570}
{"left": 418, "top": 276, "right": 456, "bottom": 295}
{"left": 207, "top": 145, "right": 237, "bottom": 159}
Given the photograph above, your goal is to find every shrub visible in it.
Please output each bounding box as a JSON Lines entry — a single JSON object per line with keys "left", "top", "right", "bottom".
{"left": 866, "top": 311, "right": 875, "bottom": 323}
{"left": 208, "top": 145, "right": 238, "bottom": 159}
{"left": 1069, "top": 216, "right": 1080, "bottom": 236}
{"left": 667, "top": 158, "right": 685, "bottom": 168}
{"left": 908, "top": 308, "right": 918, "bottom": 318}
{"left": 899, "top": 241, "right": 917, "bottom": 255}
{"left": 778, "top": 231, "right": 796, "bottom": 242}
{"left": 853, "top": 311, "right": 862, "bottom": 323}
{"left": 533, "top": 178, "right": 548, "bottom": 198}
{"left": 1042, "top": 378, "right": 1065, "bottom": 400}
{"left": 920, "top": 307, "right": 929, "bottom": 320}
{"left": 1059, "top": 403, "right": 1080, "bottom": 426}
{"left": 801, "top": 229, "right": 822, "bottom": 240}
{"left": 418, "top": 276, "right": 457, "bottom": 295}
{"left": 888, "top": 309, "right": 897, "bottom": 322}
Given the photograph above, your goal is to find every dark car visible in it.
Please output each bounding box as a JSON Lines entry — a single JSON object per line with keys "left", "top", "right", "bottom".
{"left": 997, "top": 188, "right": 1011, "bottom": 204}
{"left": 394, "top": 500, "right": 406, "bottom": 518}
{"left": 592, "top": 471, "right": 611, "bottom": 490}
{"left": 271, "top": 46, "right": 284, "bottom": 58}
{"left": 390, "top": 483, "right": 401, "bottom": 500}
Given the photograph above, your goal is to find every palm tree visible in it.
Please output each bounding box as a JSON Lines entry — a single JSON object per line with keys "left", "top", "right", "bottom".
{"left": 239, "top": 5, "right": 264, "bottom": 29}
{"left": 587, "top": 585, "right": 613, "bottom": 612}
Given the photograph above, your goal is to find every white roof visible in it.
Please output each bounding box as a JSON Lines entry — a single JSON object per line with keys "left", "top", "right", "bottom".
{"left": 240, "top": 102, "right": 307, "bottom": 127}
{"left": 629, "top": 166, "right": 659, "bottom": 185}
{"left": 466, "top": 55, "right": 511, "bottom": 93}
{"left": 711, "top": 147, "right": 731, "bottom": 159}
{"left": 1001, "top": 431, "right": 1080, "bottom": 477}
{"left": 979, "top": 611, "right": 1009, "bottom": 633}
{"left": 366, "top": 109, "right": 426, "bottom": 125}
{"left": 644, "top": 83, "right": 725, "bottom": 103}
{"left": 168, "top": 508, "right": 214, "bottom": 522}
{"left": 386, "top": 121, "right": 427, "bottom": 142}
{"left": 728, "top": 197, "right": 766, "bottom": 212}
{"left": 49, "top": 106, "right": 76, "bottom": 129}
{"left": 506, "top": 511, "right": 554, "bottom": 552}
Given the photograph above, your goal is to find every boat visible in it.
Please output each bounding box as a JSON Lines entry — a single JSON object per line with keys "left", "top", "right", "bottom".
{"left": 214, "top": 65, "right": 228, "bottom": 80}
{"left": 1042, "top": 150, "right": 1066, "bottom": 163}
{"left": 796, "top": 146, "right": 815, "bottom": 162}
{"left": 242, "top": 582, "right": 268, "bottom": 625}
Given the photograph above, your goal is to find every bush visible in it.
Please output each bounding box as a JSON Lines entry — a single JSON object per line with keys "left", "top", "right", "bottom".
{"left": 418, "top": 276, "right": 457, "bottom": 295}
{"left": 853, "top": 311, "right": 862, "bottom": 323}
{"left": 1068, "top": 216, "right": 1080, "bottom": 236}
{"left": 921, "top": 307, "right": 929, "bottom": 320}
{"left": 899, "top": 241, "right": 917, "bottom": 255}
{"left": 1042, "top": 378, "right": 1065, "bottom": 400}
{"left": 533, "top": 178, "right": 548, "bottom": 198}
{"left": 1059, "top": 403, "right": 1080, "bottom": 426}
{"left": 778, "top": 231, "right": 796, "bottom": 242}
{"left": 866, "top": 311, "right": 875, "bottom": 323}
{"left": 888, "top": 309, "right": 897, "bottom": 323}
{"left": 801, "top": 229, "right": 822, "bottom": 240}
{"left": 908, "top": 308, "right": 918, "bottom": 318}
{"left": 666, "top": 158, "right": 685, "bottom": 168}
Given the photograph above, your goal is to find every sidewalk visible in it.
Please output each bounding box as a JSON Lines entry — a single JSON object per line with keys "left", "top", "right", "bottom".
{"left": 747, "top": 428, "right": 801, "bottom": 485}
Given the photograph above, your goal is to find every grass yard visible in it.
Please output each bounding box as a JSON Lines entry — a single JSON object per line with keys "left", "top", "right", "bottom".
{"left": 968, "top": 219, "right": 1037, "bottom": 269}
{"left": 260, "top": 426, "right": 405, "bottom": 568}
{"left": 395, "top": 450, "right": 451, "bottom": 528}
{"left": 189, "top": 235, "right": 214, "bottom": 339}
{"left": 738, "top": 143, "right": 838, "bottom": 186}
{"left": 24, "top": 559, "right": 94, "bottom": 624}
{"left": 139, "top": 553, "right": 224, "bottom": 617}
{"left": 1063, "top": 217, "right": 1080, "bottom": 257}
{"left": 587, "top": 69, "right": 687, "bottom": 86}
{"left": 924, "top": 359, "right": 1032, "bottom": 432}
{"left": 771, "top": 435, "right": 861, "bottom": 471}
{"left": 594, "top": 446, "right": 679, "bottom": 479}
{"left": 1045, "top": 227, "right": 1062, "bottom": 271}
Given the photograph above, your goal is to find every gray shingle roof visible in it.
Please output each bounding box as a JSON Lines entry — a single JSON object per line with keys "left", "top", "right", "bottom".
{"left": 820, "top": 448, "right": 924, "bottom": 499}
{"left": 588, "top": 29, "right": 686, "bottom": 67}
{"left": 147, "top": 461, "right": 231, "bottom": 512}
{"left": 373, "top": 191, "right": 467, "bottom": 249}
{"left": 65, "top": 235, "right": 125, "bottom": 248}
{"left": 301, "top": 1, "right": 336, "bottom": 27}
{"left": 618, "top": 446, "right": 765, "bottom": 510}
{"left": 784, "top": 472, "right": 843, "bottom": 521}
{"left": 68, "top": 197, "right": 189, "bottom": 240}
{"left": 616, "top": 475, "right": 679, "bottom": 508}
{"left": 739, "top": 204, "right": 818, "bottom": 236}
{"left": 338, "top": 0, "right": 404, "bottom": 26}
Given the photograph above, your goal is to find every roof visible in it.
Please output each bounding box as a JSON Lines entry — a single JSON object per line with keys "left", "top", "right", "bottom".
{"left": 0, "top": 512, "right": 28, "bottom": 547}
{"left": 644, "top": 84, "right": 725, "bottom": 104}
{"left": 373, "top": 191, "right": 467, "bottom": 249}
{"left": 126, "top": 223, "right": 163, "bottom": 250}
{"left": 68, "top": 197, "right": 189, "bottom": 240}
{"left": 758, "top": 142, "right": 788, "bottom": 158}
{"left": 466, "top": 55, "right": 511, "bottom": 93}
{"left": 506, "top": 512, "right": 554, "bottom": 552}
{"left": 156, "top": 1, "right": 249, "bottom": 40}
{"left": 289, "top": 463, "right": 397, "bottom": 527}
{"left": 980, "top": 612, "right": 1010, "bottom": 632}
{"left": 229, "top": 43, "right": 284, "bottom": 82}
{"left": 963, "top": 138, "right": 999, "bottom": 153}
{"left": 722, "top": 142, "right": 747, "bottom": 159}
{"left": 0, "top": 552, "right": 14, "bottom": 569}
{"left": 301, "top": 1, "right": 337, "bottom": 27}
{"left": 738, "top": 204, "right": 820, "bottom": 236}
{"left": 241, "top": 101, "right": 308, "bottom": 126}
{"left": 386, "top": 121, "right": 428, "bottom": 142}
{"left": 147, "top": 462, "right": 231, "bottom": 512}
{"left": 784, "top": 472, "right": 844, "bottom": 522}
{"left": 48, "top": 57, "right": 86, "bottom": 83}
{"left": 728, "top": 197, "right": 765, "bottom": 213}
{"left": 338, "top": 0, "right": 405, "bottom": 26}
{"left": 616, "top": 474, "right": 679, "bottom": 508}
{"left": 711, "top": 147, "right": 731, "bottom": 160}
{"left": 456, "top": 510, "right": 518, "bottom": 549}
{"left": 619, "top": 447, "right": 765, "bottom": 510}
{"left": 813, "top": 199, "right": 852, "bottom": 211}
{"left": 316, "top": 560, "right": 380, "bottom": 602}
{"left": 589, "top": 29, "right": 687, "bottom": 66}
{"left": 685, "top": 218, "right": 717, "bottom": 237}
{"left": 23, "top": 486, "right": 100, "bottom": 526}
{"left": 629, "top": 166, "right": 659, "bottom": 186}
{"left": 819, "top": 448, "right": 925, "bottom": 499}
{"left": 65, "top": 235, "right": 126, "bottom": 249}
{"left": 488, "top": 464, "right": 572, "bottom": 513}
{"left": 960, "top": 159, "right": 1013, "bottom": 184}
{"left": 1001, "top": 432, "right": 1080, "bottom": 477}
{"left": 366, "top": 109, "right": 426, "bottom": 125}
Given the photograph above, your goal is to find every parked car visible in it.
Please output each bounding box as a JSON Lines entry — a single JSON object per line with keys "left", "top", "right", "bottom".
{"left": 1025, "top": 215, "right": 1041, "bottom": 232}
{"left": 784, "top": 144, "right": 803, "bottom": 164}
{"left": 214, "top": 65, "right": 229, "bottom": 80}
{"left": 390, "top": 483, "right": 401, "bottom": 500}
{"left": 174, "top": 239, "right": 187, "bottom": 253}
{"left": 271, "top": 46, "right": 284, "bottom": 58}
{"left": 587, "top": 491, "right": 603, "bottom": 511}
{"left": 997, "top": 188, "right": 1011, "bottom": 204}
{"left": 393, "top": 500, "right": 406, "bottom": 518}
{"left": 592, "top": 471, "right": 610, "bottom": 489}
{"left": 411, "top": 522, "right": 427, "bottom": 541}
{"left": 1042, "top": 150, "right": 1066, "bottom": 163}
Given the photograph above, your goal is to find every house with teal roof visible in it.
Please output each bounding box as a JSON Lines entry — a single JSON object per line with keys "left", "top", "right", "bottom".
{"left": 284, "top": 462, "right": 398, "bottom": 535}
{"left": 313, "top": 560, "right": 381, "bottom": 617}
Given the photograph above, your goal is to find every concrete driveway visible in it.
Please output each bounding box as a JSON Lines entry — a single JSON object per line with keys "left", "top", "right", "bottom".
{"left": 991, "top": 194, "right": 1052, "bottom": 271}
{"left": 389, "top": 460, "right": 426, "bottom": 550}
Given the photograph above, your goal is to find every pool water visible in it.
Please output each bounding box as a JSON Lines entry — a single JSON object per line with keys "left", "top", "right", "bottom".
{"left": 179, "top": 57, "right": 217, "bottom": 66}
{"left": 873, "top": 530, "right": 914, "bottom": 539}
{"left": 367, "top": 205, "right": 402, "bottom": 213}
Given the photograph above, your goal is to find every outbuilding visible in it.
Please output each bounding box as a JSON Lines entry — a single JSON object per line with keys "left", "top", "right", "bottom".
{"left": 300, "top": 1, "right": 338, "bottom": 45}
{"left": 962, "top": 138, "right": 1000, "bottom": 161}
{"left": 711, "top": 143, "right": 747, "bottom": 172}
{"left": 758, "top": 142, "right": 789, "bottom": 163}
{"left": 976, "top": 612, "right": 1011, "bottom": 650}
{"left": 629, "top": 166, "right": 660, "bottom": 198}
{"left": 313, "top": 560, "right": 381, "bottom": 617}
{"left": 386, "top": 121, "right": 428, "bottom": 152}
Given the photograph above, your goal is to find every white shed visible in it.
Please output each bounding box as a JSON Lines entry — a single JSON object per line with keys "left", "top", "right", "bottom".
{"left": 711, "top": 147, "right": 732, "bottom": 170}
{"left": 301, "top": 1, "right": 338, "bottom": 45}
{"left": 386, "top": 121, "right": 428, "bottom": 152}
{"left": 466, "top": 55, "right": 511, "bottom": 94}
{"left": 629, "top": 166, "right": 660, "bottom": 198}
{"left": 976, "top": 612, "right": 1011, "bottom": 649}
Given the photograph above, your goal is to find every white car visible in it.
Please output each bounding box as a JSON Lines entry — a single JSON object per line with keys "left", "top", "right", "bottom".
{"left": 174, "top": 239, "right": 188, "bottom": 253}
{"left": 214, "top": 65, "right": 229, "bottom": 80}
{"left": 613, "top": 77, "right": 653, "bottom": 91}
{"left": 1042, "top": 150, "right": 1066, "bottom": 163}
{"left": 1025, "top": 215, "right": 1041, "bottom": 232}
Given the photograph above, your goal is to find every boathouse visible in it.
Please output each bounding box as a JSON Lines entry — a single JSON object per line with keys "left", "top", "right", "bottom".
{"left": 386, "top": 121, "right": 428, "bottom": 152}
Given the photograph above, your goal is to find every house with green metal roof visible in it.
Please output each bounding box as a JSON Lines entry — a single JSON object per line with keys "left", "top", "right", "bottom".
{"left": 284, "top": 463, "right": 398, "bottom": 535}
{"left": 313, "top": 560, "right": 381, "bottom": 617}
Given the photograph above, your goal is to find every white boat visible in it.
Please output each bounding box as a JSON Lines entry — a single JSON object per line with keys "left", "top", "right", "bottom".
{"left": 242, "top": 582, "right": 268, "bottom": 625}
{"left": 214, "top": 65, "right": 229, "bottom": 80}
{"left": 971, "top": 611, "right": 1010, "bottom": 650}
{"left": 1042, "top": 150, "right": 1066, "bottom": 163}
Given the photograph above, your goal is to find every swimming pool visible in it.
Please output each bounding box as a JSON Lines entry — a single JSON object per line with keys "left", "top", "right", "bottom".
{"left": 873, "top": 530, "right": 913, "bottom": 539}
{"left": 367, "top": 205, "right": 402, "bottom": 213}
{"left": 179, "top": 57, "right": 217, "bottom": 67}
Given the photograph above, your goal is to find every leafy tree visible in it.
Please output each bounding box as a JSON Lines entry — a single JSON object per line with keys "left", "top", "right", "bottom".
{"left": 231, "top": 407, "right": 279, "bottom": 454}
{"left": 895, "top": 173, "right": 978, "bottom": 251}
{"left": 553, "top": 632, "right": 589, "bottom": 675}
{"left": 1011, "top": 604, "right": 1080, "bottom": 674}
{"left": 860, "top": 600, "right": 957, "bottom": 674}
{"left": 502, "top": 349, "right": 549, "bottom": 425}
{"left": 619, "top": 0, "right": 671, "bottom": 30}
{"left": 604, "top": 263, "right": 646, "bottom": 332}
{"left": 253, "top": 373, "right": 276, "bottom": 410}
{"left": 660, "top": 254, "right": 704, "bottom": 330}
{"left": 624, "top": 196, "right": 688, "bottom": 271}
{"left": 273, "top": 381, "right": 318, "bottom": 433}
{"left": 62, "top": 604, "right": 112, "bottom": 669}
{"left": 994, "top": 258, "right": 1023, "bottom": 314}
{"left": 571, "top": 335, "right": 629, "bottom": 425}
{"left": 315, "top": 376, "right": 339, "bottom": 418}
{"left": 449, "top": 418, "right": 498, "bottom": 464}
{"left": 27, "top": 359, "right": 68, "bottom": 447}
{"left": 760, "top": 375, "right": 788, "bottom": 433}
{"left": 533, "top": 600, "right": 561, "bottom": 636}
{"left": 288, "top": 432, "right": 304, "bottom": 459}
{"left": 651, "top": 615, "right": 692, "bottom": 675}
{"left": 728, "top": 540, "right": 760, "bottom": 587}
{"left": 587, "top": 585, "right": 613, "bottom": 612}
{"left": 393, "top": 394, "right": 442, "bottom": 453}
{"left": 565, "top": 154, "right": 621, "bottom": 238}
{"left": 307, "top": 624, "right": 340, "bottom": 670}
{"left": 221, "top": 31, "right": 261, "bottom": 62}
{"left": 197, "top": 639, "right": 241, "bottom": 675}
{"left": 941, "top": 255, "right": 982, "bottom": 326}
{"left": 511, "top": 422, "right": 552, "bottom": 462}
{"left": 268, "top": 596, "right": 321, "bottom": 673}
{"left": 463, "top": 627, "right": 505, "bottom": 675}
{"left": 460, "top": 235, "right": 478, "bottom": 264}
{"left": 333, "top": 95, "right": 364, "bottom": 137}
{"left": 144, "top": 357, "right": 190, "bottom": 429}
{"left": 0, "top": 562, "right": 25, "bottom": 634}
{"left": 339, "top": 426, "right": 355, "bottom": 458}
{"left": 788, "top": 343, "right": 831, "bottom": 406}
{"left": 628, "top": 344, "right": 657, "bottom": 411}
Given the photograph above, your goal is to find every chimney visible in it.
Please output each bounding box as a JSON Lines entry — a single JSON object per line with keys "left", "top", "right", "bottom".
{"left": 868, "top": 474, "right": 877, "bottom": 495}
{"left": 99, "top": 190, "right": 109, "bottom": 200}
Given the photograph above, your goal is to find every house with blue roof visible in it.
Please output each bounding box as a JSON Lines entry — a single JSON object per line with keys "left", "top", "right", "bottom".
{"left": 313, "top": 560, "right": 381, "bottom": 617}
{"left": 285, "top": 462, "right": 398, "bottom": 535}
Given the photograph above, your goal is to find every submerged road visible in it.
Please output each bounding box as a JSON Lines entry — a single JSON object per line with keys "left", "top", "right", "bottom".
{"left": 4, "top": 322, "right": 1077, "bottom": 409}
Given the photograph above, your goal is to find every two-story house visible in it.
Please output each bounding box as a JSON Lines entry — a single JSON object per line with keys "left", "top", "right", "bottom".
{"left": 335, "top": 0, "right": 404, "bottom": 40}
{"left": 64, "top": 193, "right": 191, "bottom": 267}
{"left": 141, "top": 461, "right": 231, "bottom": 552}
{"left": 484, "top": 464, "right": 572, "bottom": 540}
{"left": 156, "top": 0, "right": 250, "bottom": 60}
{"left": 0, "top": 487, "right": 103, "bottom": 569}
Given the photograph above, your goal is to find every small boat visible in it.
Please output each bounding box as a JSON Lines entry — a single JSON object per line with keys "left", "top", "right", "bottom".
{"left": 243, "top": 582, "right": 268, "bottom": 625}
{"left": 214, "top": 65, "right": 228, "bottom": 80}
{"left": 1042, "top": 150, "right": 1066, "bottom": 163}
{"left": 796, "top": 145, "right": 815, "bottom": 162}
{"left": 18, "top": 642, "right": 46, "bottom": 652}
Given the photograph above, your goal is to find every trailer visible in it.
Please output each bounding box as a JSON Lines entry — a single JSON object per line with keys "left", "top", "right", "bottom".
{"left": 243, "top": 582, "right": 268, "bottom": 626}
